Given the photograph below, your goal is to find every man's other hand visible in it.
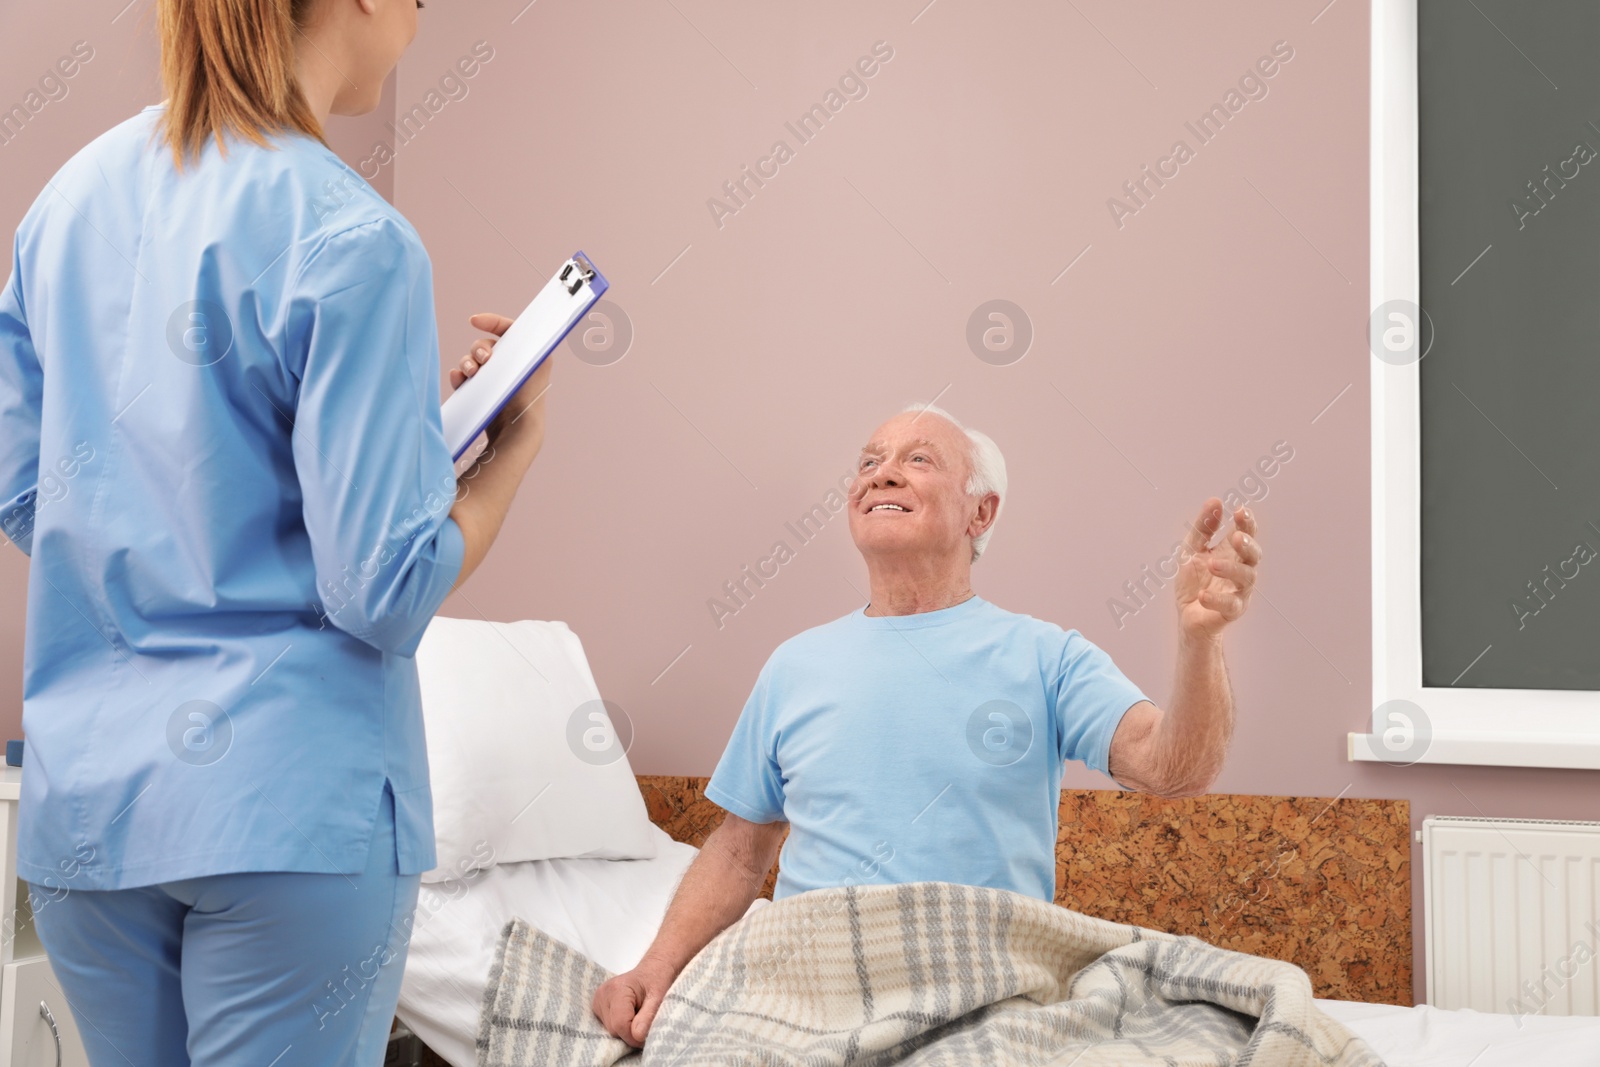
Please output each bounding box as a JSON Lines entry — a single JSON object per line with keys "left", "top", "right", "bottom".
{"left": 593, "top": 956, "right": 679, "bottom": 1048}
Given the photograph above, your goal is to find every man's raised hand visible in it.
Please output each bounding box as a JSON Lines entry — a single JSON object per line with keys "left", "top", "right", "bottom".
{"left": 1174, "top": 497, "right": 1260, "bottom": 639}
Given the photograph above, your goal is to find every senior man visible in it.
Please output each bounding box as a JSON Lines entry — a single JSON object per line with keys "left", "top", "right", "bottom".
{"left": 594, "top": 402, "right": 1260, "bottom": 1047}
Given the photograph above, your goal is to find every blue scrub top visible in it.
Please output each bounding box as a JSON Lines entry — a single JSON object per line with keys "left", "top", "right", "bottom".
{"left": 0, "top": 105, "right": 465, "bottom": 890}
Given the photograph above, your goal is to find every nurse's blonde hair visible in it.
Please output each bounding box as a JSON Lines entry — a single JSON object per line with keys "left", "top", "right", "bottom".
{"left": 154, "top": 0, "right": 329, "bottom": 170}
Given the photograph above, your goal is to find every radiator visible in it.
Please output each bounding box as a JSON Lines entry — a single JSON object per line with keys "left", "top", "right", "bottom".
{"left": 1423, "top": 816, "right": 1600, "bottom": 1016}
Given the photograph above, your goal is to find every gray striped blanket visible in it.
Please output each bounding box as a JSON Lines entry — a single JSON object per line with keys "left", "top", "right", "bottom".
{"left": 477, "top": 881, "right": 1385, "bottom": 1066}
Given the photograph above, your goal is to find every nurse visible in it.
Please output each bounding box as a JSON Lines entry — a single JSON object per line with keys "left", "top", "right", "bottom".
{"left": 0, "top": 1, "right": 535, "bottom": 1063}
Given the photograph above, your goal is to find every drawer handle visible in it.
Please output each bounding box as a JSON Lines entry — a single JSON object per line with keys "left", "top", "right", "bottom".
{"left": 38, "top": 1002, "right": 61, "bottom": 1067}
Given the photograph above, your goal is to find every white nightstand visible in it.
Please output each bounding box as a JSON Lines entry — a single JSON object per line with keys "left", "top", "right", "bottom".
{"left": 0, "top": 768, "right": 88, "bottom": 1066}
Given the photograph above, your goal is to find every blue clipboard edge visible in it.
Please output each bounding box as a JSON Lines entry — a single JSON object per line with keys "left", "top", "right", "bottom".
{"left": 450, "top": 250, "right": 610, "bottom": 461}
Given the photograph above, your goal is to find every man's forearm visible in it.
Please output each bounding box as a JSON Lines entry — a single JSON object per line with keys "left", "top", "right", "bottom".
{"left": 638, "top": 823, "right": 777, "bottom": 977}
{"left": 1152, "top": 632, "right": 1234, "bottom": 796}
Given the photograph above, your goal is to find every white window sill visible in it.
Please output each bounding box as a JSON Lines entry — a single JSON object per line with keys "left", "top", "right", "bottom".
{"left": 1348, "top": 732, "right": 1600, "bottom": 770}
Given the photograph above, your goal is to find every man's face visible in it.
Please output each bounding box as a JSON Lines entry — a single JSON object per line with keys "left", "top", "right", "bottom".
{"left": 847, "top": 412, "right": 984, "bottom": 564}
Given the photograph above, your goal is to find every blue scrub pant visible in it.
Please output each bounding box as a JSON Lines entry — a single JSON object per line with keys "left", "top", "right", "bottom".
{"left": 28, "top": 784, "right": 420, "bottom": 1067}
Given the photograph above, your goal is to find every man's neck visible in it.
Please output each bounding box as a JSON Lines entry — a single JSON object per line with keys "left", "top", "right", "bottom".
{"left": 862, "top": 555, "right": 976, "bottom": 617}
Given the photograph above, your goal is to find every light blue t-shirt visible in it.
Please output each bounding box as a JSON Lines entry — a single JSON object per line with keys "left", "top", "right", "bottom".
{"left": 705, "top": 596, "right": 1149, "bottom": 902}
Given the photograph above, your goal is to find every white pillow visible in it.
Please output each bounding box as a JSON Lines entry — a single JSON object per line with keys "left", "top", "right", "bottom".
{"left": 414, "top": 616, "right": 657, "bottom": 882}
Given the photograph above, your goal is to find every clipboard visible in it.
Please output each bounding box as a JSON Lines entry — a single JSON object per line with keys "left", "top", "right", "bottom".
{"left": 441, "top": 251, "right": 609, "bottom": 460}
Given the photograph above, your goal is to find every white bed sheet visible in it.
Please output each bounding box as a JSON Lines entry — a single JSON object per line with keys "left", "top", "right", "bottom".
{"left": 1317, "top": 998, "right": 1600, "bottom": 1067}
{"left": 396, "top": 823, "right": 699, "bottom": 1067}
{"left": 398, "top": 842, "right": 1600, "bottom": 1067}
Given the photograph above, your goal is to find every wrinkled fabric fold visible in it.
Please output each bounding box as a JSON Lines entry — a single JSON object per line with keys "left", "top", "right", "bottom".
{"left": 478, "top": 881, "right": 1385, "bottom": 1067}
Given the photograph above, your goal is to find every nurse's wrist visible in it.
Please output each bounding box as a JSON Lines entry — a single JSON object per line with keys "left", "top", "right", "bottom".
{"left": 485, "top": 407, "right": 545, "bottom": 458}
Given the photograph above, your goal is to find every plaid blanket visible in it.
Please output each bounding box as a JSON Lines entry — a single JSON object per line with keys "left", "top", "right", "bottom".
{"left": 477, "top": 881, "right": 1385, "bottom": 1066}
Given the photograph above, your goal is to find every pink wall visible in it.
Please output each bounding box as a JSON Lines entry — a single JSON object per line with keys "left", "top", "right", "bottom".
{"left": 4, "top": 1, "right": 1597, "bottom": 1006}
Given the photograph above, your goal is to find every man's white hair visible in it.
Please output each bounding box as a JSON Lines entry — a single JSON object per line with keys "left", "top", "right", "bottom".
{"left": 899, "top": 402, "right": 1007, "bottom": 562}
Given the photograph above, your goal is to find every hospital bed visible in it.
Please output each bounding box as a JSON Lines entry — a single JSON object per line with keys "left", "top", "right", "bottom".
{"left": 395, "top": 618, "right": 1600, "bottom": 1066}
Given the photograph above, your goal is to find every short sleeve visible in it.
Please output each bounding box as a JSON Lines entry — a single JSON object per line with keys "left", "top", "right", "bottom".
{"left": 705, "top": 659, "right": 788, "bottom": 824}
{"left": 285, "top": 217, "right": 464, "bottom": 657}
{"left": 0, "top": 243, "right": 42, "bottom": 557}
{"left": 1052, "top": 630, "right": 1150, "bottom": 775}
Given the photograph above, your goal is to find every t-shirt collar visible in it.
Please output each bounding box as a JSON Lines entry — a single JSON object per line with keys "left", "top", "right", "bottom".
{"left": 852, "top": 593, "right": 987, "bottom": 629}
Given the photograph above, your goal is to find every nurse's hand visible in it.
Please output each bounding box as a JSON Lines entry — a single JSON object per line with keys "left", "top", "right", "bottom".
{"left": 451, "top": 311, "right": 552, "bottom": 448}
{"left": 446, "top": 312, "right": 552, "bottom": 589}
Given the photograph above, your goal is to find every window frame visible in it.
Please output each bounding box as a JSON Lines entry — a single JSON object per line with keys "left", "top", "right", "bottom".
{"left": 1356, "top": 0, "right": 1600, "bottom": 770}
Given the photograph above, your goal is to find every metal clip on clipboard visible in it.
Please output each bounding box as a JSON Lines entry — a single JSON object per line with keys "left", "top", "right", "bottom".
{"left": 440, "top": 250, "right": 609, "bottom": 460}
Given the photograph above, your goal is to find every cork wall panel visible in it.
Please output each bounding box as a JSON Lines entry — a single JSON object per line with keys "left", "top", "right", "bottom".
{"left": 1053, "top": 790, "right": 1411, "bottom": 1006}
{"left": 636, "top": 776, "right": 1411, "bottom": 1005}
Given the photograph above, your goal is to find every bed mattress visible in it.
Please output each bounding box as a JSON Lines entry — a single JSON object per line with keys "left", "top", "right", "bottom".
{"left": 398, "top": 840, "right": 1600, "bottom": 1067}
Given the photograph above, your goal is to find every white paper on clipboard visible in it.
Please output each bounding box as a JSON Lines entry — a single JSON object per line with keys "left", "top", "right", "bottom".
{"left": 441, "top": 251, "right": 609, "bottom": 460}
